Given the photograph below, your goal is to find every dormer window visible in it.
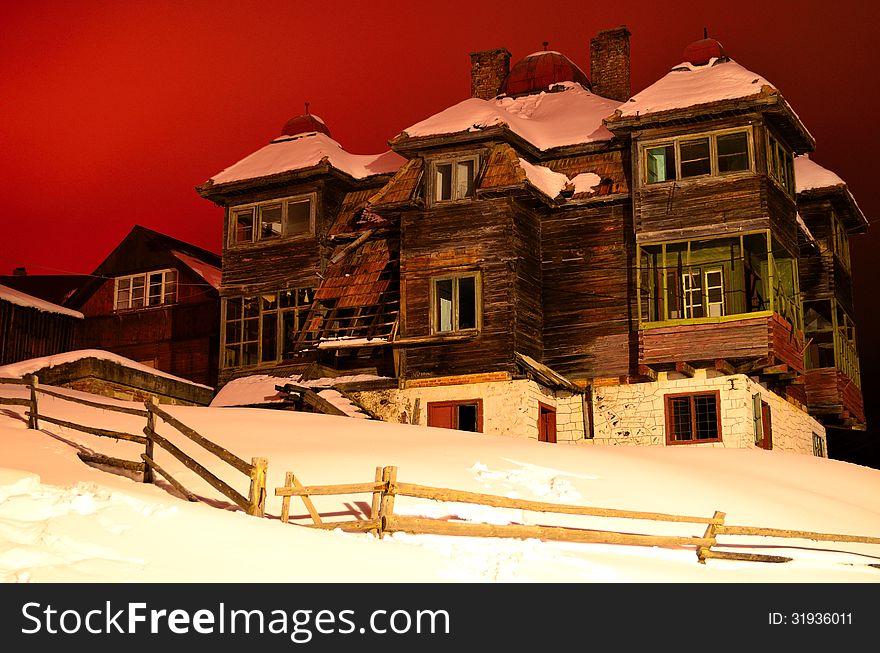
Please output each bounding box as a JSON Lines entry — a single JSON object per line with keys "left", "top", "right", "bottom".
{"left": 644, "top": 128, "right": 752, "bottom": 184}
{"left": 115, "top": 269, "right": 177, "bottom": 311}
{"left": 431, "top": 156, "right": 477, "bottom": 202}
{"left": 229, "top": 194, "right": 315, "bottom": 246}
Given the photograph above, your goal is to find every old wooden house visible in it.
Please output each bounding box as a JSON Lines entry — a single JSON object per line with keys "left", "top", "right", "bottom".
{"left": 0, "top": 283, "right": 82, "bottom": 366}
{"left": 199, "top": 28, "right": 869, "bottom": 456}
{"left": 64, "top": 225, "right": 222, "bottom": 388}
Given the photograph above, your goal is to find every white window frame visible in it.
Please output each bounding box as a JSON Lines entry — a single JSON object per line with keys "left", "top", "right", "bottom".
{"left": 704, "top": 268, "right": 725, "bottom": 317}
{"left": 681, "top": 270, "right": 702, "bottom": 319}
{"left": 642, "top": 127, "right": 754, "bottom": 185}
{"left": 429, "top": 154, "right": 479, "bottom": 204}
{"left": 114, "top": 268, "right": 178, "bottom": 311}
{"left": 430, "top": 272, "right": 481, "bottom": 334}
{"left": 228, "top": 193, "right": 317, "bottom": 246}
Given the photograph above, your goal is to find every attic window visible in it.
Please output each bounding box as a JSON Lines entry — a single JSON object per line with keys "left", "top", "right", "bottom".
{"left": 431, "top": 156, "right": 477, "bottom": 202}
{"left": 644, "top": 127, "right": 752, "bottom": 184}
{"left": 115, "top": 269, "right": 177, "bottom": 311}
{"left": 229, "top": 194, "right": 316, "bottom": 245}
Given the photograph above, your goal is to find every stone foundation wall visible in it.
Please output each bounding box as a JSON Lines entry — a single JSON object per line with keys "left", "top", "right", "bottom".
{"left": 590, "top": 369, "right": 825, "bottom": 455}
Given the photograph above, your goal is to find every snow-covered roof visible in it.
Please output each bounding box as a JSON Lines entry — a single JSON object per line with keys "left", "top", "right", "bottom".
{"left": 211, "top": 373, "right": 387, "bottom": 409}
{"left": 206, "top": 132, "right": 404, "bottom": 186}
{"left": 171, "top": 250, "right": 221, "bottom": 291}
{"left": 398, "top": 82, "right": 620, "bottom": 151}
{"left": 796, "top": 212, "right": 817, "bottom": 245}
{"left": 794, "top": 154, "right": 846, "bottom": 193}
{"left": 0, "top": 283, "right": 83, "bottom": 318}
{"left": 615, "top": 58, "right": 775, "bottom": 118}
{"left": 0, "top": 349, "right": 213, "bottom": 390}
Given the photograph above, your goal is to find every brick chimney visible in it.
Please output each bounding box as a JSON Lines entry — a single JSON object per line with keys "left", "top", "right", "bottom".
{"left": 470, "top": 48, "right": 511, "bottom": 99}
{"left": 590, "top": 26, "right": 631, "bottom": 102}
{"left": 12, "top": 266, "right": 27, "bottom": 276}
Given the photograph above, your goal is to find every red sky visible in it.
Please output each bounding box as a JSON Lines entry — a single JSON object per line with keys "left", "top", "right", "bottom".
{"left": 2, "top": 1, "right": 879, "bottom": 429}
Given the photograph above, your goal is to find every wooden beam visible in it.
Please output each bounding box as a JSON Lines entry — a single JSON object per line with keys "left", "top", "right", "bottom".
{"left": 714, "top": 359, "right": 735, "bottom": 375}
{"left": 636, "top": 364, "right": 657, "bottom": 382}
{"left": 675, "top": 361, "right": 696, "bottom": 378}
{"left": 735, "top": 356, "right": 775, "bottom": 376}
{"left": 762, "top": 364, "right": 790, "bottom": 375}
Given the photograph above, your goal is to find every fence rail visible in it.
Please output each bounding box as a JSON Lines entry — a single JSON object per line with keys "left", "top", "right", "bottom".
{"left": 0, "top": 374, "right": 267, "bottom": 518}
{"left": 276, "top": 465, "right": 880, "bottom": 566}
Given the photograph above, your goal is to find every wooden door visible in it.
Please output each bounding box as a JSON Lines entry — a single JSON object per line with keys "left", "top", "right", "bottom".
{"left": 758, "top": 401, "right": 773, "bottom": 450}
{"left": 538, "top": 404, "right": 557, "bottom": 443}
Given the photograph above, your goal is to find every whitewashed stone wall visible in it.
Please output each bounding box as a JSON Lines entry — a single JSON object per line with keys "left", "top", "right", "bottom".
{"left": 590, "top": 369, "right": 826, "bottom": 456}
{"left": 350, "top": 378, "right": 588, "bottom": 442}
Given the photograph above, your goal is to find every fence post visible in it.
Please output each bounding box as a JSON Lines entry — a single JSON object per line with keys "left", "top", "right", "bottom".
{"left": 248, "top": 457, "right": 268, "bottom": 517}
{"left": 26, "top": 374, "right": 39, "bottom": 430}
{"left": 378, "top": 465, "right": 398, "bottom": 539}
{"left": 143, "top": 399, "right": 155, "bottom": 484}
{"left": 370, "top": 466, "right": 383, "bottom": 537}
{"left": 280, "top": 471, "right": 294, "bottom": 524}
{"left": 697, "top": 511, "right": 725, "bottom": 564}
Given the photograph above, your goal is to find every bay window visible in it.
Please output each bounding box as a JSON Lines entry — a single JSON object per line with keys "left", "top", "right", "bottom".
{"left": 644, "top": 128, "right": 752, "bottom": 184}
{"left": 229, "top": 194, "right": 315, "bottom": 246}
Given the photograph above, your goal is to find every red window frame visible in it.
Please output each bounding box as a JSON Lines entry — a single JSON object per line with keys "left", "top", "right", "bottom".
{"left": 426, "top": 399, "right": 483, "bottom": 433}
{"left": 664, "top": 390, "right": 722, "bottom": 445}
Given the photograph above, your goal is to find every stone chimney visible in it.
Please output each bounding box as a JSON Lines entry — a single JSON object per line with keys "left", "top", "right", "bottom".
{"left": 470, "top": 48, "right": 511, "bottom": 99}
{"left": 590, "top": 26, "right": 631, "bottom": 102}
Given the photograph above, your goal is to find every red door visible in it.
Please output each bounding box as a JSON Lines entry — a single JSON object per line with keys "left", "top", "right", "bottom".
{"left": 538, "top": 404, "right": 557, "bottom": 443}
{"left": 427, "top": 403, "right": 455, "bottom": 430}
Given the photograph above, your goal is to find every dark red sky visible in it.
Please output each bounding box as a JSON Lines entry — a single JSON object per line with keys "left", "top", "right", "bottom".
{"left": 2, "top": 1, "right": 879, "bottom": 428}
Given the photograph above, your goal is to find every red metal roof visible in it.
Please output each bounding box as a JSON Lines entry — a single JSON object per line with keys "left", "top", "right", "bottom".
{"left": 682, "top": 38, "right": 727, "bottom": 66}
{"left": 501, "top": 51, "right": 591, "bottom": 96}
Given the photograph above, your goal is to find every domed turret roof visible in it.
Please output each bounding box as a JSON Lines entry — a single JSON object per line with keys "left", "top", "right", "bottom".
{"left": 501, "top": 48, "right": 591, "bottom": 96}
{"left": 281, "top": 104, "right": 331, "bottom": 138}
{"left": 682, "top": 37, "right": 728, "bottom": 66}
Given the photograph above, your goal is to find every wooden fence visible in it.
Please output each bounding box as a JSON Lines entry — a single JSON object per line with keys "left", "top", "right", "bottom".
{"left": 276, "top": 465, "right": 880, "bottom": 566}
{"left": 0, "top": 375, "right": 267, "bottom": 517}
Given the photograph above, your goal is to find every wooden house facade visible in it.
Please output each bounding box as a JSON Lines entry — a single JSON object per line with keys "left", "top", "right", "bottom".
{"left": 199, "top": 28, "right": 868, "bottom": 455}
{"left": 64, "top": 225, "right": 222, "bottom": 388}
{"left": 0, "top": 284, "right": 82, "bottom": 366}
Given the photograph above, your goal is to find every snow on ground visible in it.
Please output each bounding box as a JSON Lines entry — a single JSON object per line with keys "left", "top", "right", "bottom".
{"left": 1, "top": 381, "right": 879, "bottom": 583}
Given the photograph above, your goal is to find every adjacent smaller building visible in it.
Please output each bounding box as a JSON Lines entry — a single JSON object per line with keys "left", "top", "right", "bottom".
{"left": 0, "top": 283, "right": 83, "bottom": 366}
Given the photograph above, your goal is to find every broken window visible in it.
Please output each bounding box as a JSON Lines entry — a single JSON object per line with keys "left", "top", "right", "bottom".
{"left": 680, "top": 137, "right": 710, "bottom": 178}
{"left": 644, "top": 128, "right": 752, "bottom": 184}
{"left": 646, "top": 144, "right": 676, "bottom": 183}
{"left": 431, "top": 272, "right": 480, "bottom": 333}
{"left": 716, "top": 132, "right": 750, "bottom": 173}
{"left": 665, "top": 391, "right": 721, "bottom": 444}
{"left": 767, "top": 132, "right": 795, "bottom": 196}
{"left": 229, "top": 194, "right": 315, "bottom": 245}
{"left": 427, "top": 400, "right": 483, "bottom": 432}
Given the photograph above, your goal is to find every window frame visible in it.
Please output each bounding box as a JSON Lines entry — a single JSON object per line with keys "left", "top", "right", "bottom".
{"left": 641, "top": 127, "right": 754, "bottom": 186}
{"left": 429, "top": 271, "right": 482, "bottom": 335}
{"left": 812, "top": 433, "right": 825, "bottom": 458}
{"left": 664, "top": 390, "right": 722, "bottom": 445}
{"left": 221, "top": 287, "right": 315, "bottom": 369}
{"left": 114, "top": 268, "right": 178, "bottom": 312}
{"left": 765, "top": 130, "right": 796, "bottom": 198}
{"left": 830, "top": 209, "right": 851, "bottom": 271}
{"left": 428, "top": 153, "right": 480, "bottom": 204}
{"left": 227, "top": 193, "right": 317, "bottom": 247}
{"left": 426, "top": 399, "right": 484, "bottom": 433}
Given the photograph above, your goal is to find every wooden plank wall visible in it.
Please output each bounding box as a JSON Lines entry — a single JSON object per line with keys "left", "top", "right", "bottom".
{"left": 805, "top": 368, "right": 865, "bottom": 423}
{"left": 639, "top": 317, "right": 771, "bottom": 366}
{"left": 542, "top": 201, "right": 634, "bottom": 378}
{"left": 400, "top": 196, "right": 520, "bottom": 378}
{"left": 511, "top": 200, "right": 543, "bottom": 361}
{"left": 0, "top": 300, "right": 78, "bottom": 366}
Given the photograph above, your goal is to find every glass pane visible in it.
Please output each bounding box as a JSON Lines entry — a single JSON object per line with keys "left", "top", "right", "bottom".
{"left": 458, "top": 276, "right": 477, "bottom": 329}
{"left": 436, "top": 163, "right": 453, "bottom": 200}
{"left": 694, "top": 395, "right": 718, "bottom": 440}
{"left": 243, "top": 341, "right": 259, "bottom": 366}
{"left": 646, "top": 145, "right": 676, "bottom": 183}
{"left": 456, "top": 159, "right": 475, "bottom": 198}
{"left": 286, "top": 199, "right": 311, "bottom": 235}
{"left": 233, "top": 208, "right": 254, "bottom": 243}
{"left": 225, "top": 321, "right": 241, "bottom": 346}
{"left": 224, "top": 345, "right": 239, "bottom": 368}
{"left": 705, "top": 269, "right": 724, "bottom": 317}
{"left": 680, "top": 138, "right": 710, "bottom": 177}
{"left": 116, "top": 286, "right": 130, "bottom": 310}
{"left": 131, "top": 276, "right": 145, "bottom": 308}
{"left": 670, "top": 397, "right": 692, "bottom": 441}
{"left": 164, "top": 270, "right": 177, "bottom": 303}
{"left": 261, "top": 314, "right": 277, "bottom": 362}
{"left": 244, "top": 317, "right": 259, "bottom": 341}
{"left": 716, "top": 132, "right": 749, "bottom": 172}
{"left": 435, "top": 279, "right": 453, "bottom": 332}
{"left": 259, "top": 204, "right": 283, "bottom": 239}
{"left": 148, "top": 273, "right": 163, "bottom": 306}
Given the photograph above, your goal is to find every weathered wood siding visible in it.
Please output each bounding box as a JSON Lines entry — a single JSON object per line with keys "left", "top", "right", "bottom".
{"left": 640, "top": 313, "right": 804, "bottom": 373}
{"left": 400, "top": 196, "right": 522, "bottom": 378}
{"left": 805, "top": 368, "right": 865, "bottom": 424}
{"left": 541, "top": 200, "right": 634, "bottom": 378}
{"left": 0, "top": 300, "right": 79, "bottom": 365}
{"left": 511, "top": 201, "right": 543, "bottom": 361}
